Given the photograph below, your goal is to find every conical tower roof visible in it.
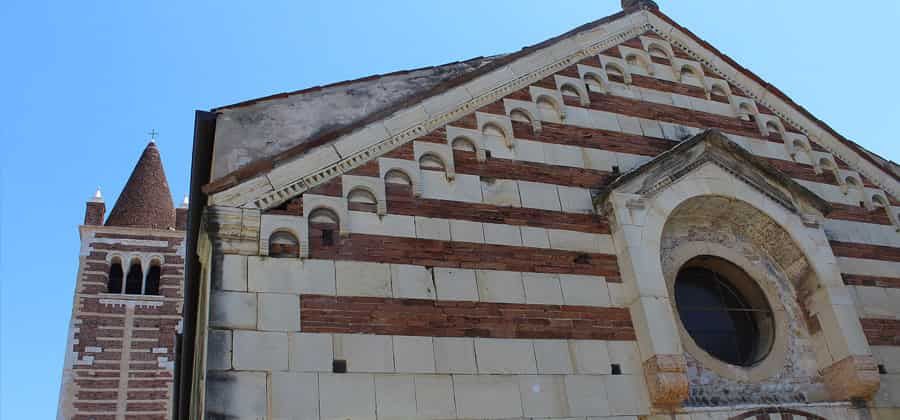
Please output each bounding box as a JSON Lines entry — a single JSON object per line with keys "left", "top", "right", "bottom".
{"left": 105, "top": 141, "right": 176, "bottom": 229}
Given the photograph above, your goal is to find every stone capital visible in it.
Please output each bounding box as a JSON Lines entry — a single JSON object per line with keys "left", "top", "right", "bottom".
{"left": 642, "top": 354, "right": 689, "bottom": 407}
{"left": 823, "top": 355, "right": 880, "bottom": 401}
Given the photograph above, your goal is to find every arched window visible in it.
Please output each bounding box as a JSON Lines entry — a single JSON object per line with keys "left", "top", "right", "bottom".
{"left": 269, "top": 231, "right": 300, "bottom": 258}
{"left": 107, "top": 257, "right": 123, "bottom": 294}
{"left": 144, "top": 260, "right": 161, "bottom": 295}
{"left": 583, "top": 73, "right": 604, "bottom": 92}
{"left": 347, "top": 188, "right": 378, "bottom": 213}
{"left": 451, "top": 136, "right": 477, "bottom": 152}
{"left": 482, "top": 122, "right": 506, "bottom": 139}
{"left": 384, "top": 169, "right": 412, "bottom": 186}
{"left": 710, "top": 84, "right": 728, "bottom": 101}
{"left": 536, "top": 95, "right": 561, "bottom": 120}
{"left": 738, "top": 103, "right": 755, "bottom": 122}
{"left": 560, "top": 83, "right": 581, "bottom": 98}
{"left": 125, "top": 258, "right": 143, "bottom": 294}
{"left": 419, "top": 153, "right": 446, "bottom": 171}
{"left": 765, "top": 121, "right": 782, "bottom": 139}
{"left": 309, "top": 208, "right": 340, "bottom": 247}
{"left": 648, "top": 45, "right": 669, "bottom": 62}
{"left": 509, "top": 109, "right": 531, "bottom": 124}
{"left": 605, "top": 64, "right": 625, "bottom": 83}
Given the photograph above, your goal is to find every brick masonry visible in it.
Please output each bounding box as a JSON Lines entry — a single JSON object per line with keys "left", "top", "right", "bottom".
{"left": 300, "top": 294, "right": 635, "bottom": 340}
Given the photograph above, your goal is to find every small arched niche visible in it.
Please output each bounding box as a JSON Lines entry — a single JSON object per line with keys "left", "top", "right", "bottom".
{"left": 308, "top": 207, "right": 340, "bottom": 247}
{"left": 269, "top": 230, "right": 300, "bottom": 258}
{"left": 107, "top": 256, "right": 124, "bottom": 293}
{"left": 347, "top": 187, "right": 378, "bottom": 213}
{"left": 648, "top": 45, "right": 670, "bottom": 62}
{"left": 418, "top": 153, "right": 446, "bottom": 171}
{"left": 583, "top": 72, "right": 604, "bottom": 93}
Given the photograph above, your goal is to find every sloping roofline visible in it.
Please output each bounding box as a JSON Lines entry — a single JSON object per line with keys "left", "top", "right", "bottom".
{"left": 202, "top": 4, "right": 899, "bottom": 198}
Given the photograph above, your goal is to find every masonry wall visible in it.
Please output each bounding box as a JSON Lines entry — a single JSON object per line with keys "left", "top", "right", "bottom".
{"left": 58, "top": 228, "right": 184, "bottom": 420}
{"left": 201, "top": 31, "right": 900, "bottom": 420}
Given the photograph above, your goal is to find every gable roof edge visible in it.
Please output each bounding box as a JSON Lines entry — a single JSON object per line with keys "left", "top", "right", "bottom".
{"left": 645, "top": 10, "right": 900, "bottom": 199}
{"left": 207, "top": 9, "right": 651, "bottom": 209}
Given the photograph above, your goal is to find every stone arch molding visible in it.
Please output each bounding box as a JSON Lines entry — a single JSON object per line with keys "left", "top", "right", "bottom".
{"left": 594, "top": 130, "right": 879, "bottom": 408}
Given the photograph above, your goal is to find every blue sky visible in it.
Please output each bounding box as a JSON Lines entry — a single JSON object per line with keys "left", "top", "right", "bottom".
{"left": 1, "top": 1, "right": 898, "bottom": 418}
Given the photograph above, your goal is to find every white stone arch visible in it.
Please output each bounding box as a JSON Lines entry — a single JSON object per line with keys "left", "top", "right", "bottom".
{"left": 534, "top": 94, "right": 563, "bottom": 122}
{"left": 603, "top": 61, "right": 631, "bottom": 84}
{"left": 870, "top": 192, "right": 900, "bottom": 230}
{"left": 706, "top": 80, "right": 730, "bottom": 101}
{"left": 506, "top": 106, "right": 542, "bottom": 134}
{"left": 623, "top": 50, "right": 654, "bottom": 76}
{"left": 557, "top": 78, "right": 590, "bottom": 107}
{"left": 378, "top": 157, "right": 422, "bottom": 197}
{"left": 413, "top": 141, "right": 455, "bottom": 180}
{"left": 601, "top": 134, "right": 877, "bottom": 403}
{"left": 301, "top": 194, "right": 348, "bottom": 258}
{"left": 581, "top": 71, "right": 606, "bottom": 94}
{"left": 342, "top": 175, "right": 387, "bottom": 215}
{"left": 733, "top": 99, "right": 759, "bottom": 122}
{"left": 143, "top": 255, "right": 164, "bottom": 295}
{"left": 259, "top": 213, "right": 306, "bottom": 258}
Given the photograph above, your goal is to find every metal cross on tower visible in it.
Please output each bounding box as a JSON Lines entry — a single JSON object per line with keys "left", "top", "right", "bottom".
{"left": 147, "top": 129, "right": 159, "bottom": 141}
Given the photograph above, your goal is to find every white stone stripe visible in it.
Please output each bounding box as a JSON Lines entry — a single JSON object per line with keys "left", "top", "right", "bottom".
{"left": 221, "top": 331, "right": 641, "bottom": 377}
{"left": 823, "top": 218, "right": 900, "bottom": 249}
{"left": 227, "top": 257, "right": 624, "bottom": 308}
{"left": 345, "top": 210, "right": 614, "bottom": 252}
{"left": 836, "top": 257, "right": 900, "bottom": 279}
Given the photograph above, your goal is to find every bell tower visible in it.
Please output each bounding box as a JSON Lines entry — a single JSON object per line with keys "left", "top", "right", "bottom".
{"left": 58, "top": 140, "right": 186, "bottom": 420}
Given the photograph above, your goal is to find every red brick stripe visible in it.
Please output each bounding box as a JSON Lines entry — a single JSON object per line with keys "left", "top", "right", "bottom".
{"left": 828, "top": 203, "right": 893, "bottom": 226}
{"left": 830, "top": 241, "right": 900, "bottom": 262}
{"left": 860, "top": 318, "right": 900, "bottom": 346}
{"left": 308, "top": 230, "right": 621, "bottom": 280}
{"left": 842, "top": 274, "right": 900, "bottom": 289}
{"left": 300, "top": 295, "right": 635, "bottom": 340}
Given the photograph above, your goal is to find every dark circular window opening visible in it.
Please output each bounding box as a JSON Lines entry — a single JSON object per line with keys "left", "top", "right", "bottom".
{"left": 674, "top": 256, "right": 774, "bottom": 367}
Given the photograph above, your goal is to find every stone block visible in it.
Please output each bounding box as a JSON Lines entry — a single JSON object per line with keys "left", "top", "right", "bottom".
{"left": 544, "top": 143, "right": 586, "bottom": 168}
{"left": 565, "top": 375, "right": 610, "bottom": 417}
{"left": 481, "top": 178, "right": 522, "bottom": 207}
{"left": 258, "top": 293, "right": 300, "bottom": 332}
{"left": 289, "top": 333, "right": 333, "bottom": 372}
{"left": 390, "top": 264, "right": 435, "bottom": 300}
{"left": 523, "top": 272, "right": 564, "bottom": 305}
{"left": 205, "top": 371, "right": 267, "bottom": 418}
{"left": 475, "top": 338, "right": 537, "bottom": 374}
{"left": 548, "top": 229, "right": 606, "bottom": 252}
{"left": 448, "top": 219, "right": 484, "bottom": 243}
{"left": 519, "top": 375, "right": 570, "bottom": 418}
{"left": 560, "top": 274, "right": 611, "bottom": 307}
{"left": 453, "top": 375, "right": 523, "bottom": 419}
{"left": 482, "top": 222, "right": 522, "bottom": 246}
{"left": 606, "top": 374, "right": 650, "bottom": 416}
{"left": 572, "top": 340, "right": 611, "bottom": 374}
{"left": 210, "top": 291, "right": 256, "bottom": 329}
{"left": 271, "top": 372, "right": 319, "bottom": 420}
{"left": 336, "top": 261, "right": 391, "bottom": 297}
{"left": 374, "top": 374, "right": 416, "bottom": 419}
{"left": 534, "top": 339, "right": 574, "bottom": 374}
{"left": 393, "top": 336, "right": 435, "bottom": 373}
{"left": 414, "top": 375, "right": 456, "bottom": 419}
{"left": 558, "top": 186, "right": 594, "bottom": 214}
{"left": 476, "top": 270, "right": 525, "bottom": 303}
{"left": 348, "top": 212, "right": 416, "bottom": 238}
{"left": 433, "top": 337, "right": 476, "bottom": 373}
{"left": 521, "top": 226, "right": 550, "bottom": 248}
{"left": 421, "top": 171, "right": 483, "bottom": 203}
{"left": 248, "top": 257, "right": 335, "bottom": 295}
{"left": 607, "top": 340, "right": 642, "bottom": 374}
{"left": 232, "top": 330, "right": 288, "bottom": 371}
{"left": 519, "top": 181, "right": 562, "bottom": 211}
{"left": 415, "top": 216, "right": 451, "bottom": 241}
{"left": 217, "top": 254, "right": 247, "bottom": 291}
{"left": 433, "top": 268, "right": 478, "bottom": 301}
{"left": 319, "top": 373, "right": 376, "bottom": 420}
{"left": 207, "top": 329, "right": 232, "bottom": 371}
{"left": 335, "top": 334, "right": 394, "bottom": 373}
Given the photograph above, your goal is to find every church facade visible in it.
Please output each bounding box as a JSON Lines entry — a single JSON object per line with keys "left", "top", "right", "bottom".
{"left": 171, "top": 1, "right": 899, "bottom": 419}
{"left": 58, "top": 142, "right": 186, "bottom": 419}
